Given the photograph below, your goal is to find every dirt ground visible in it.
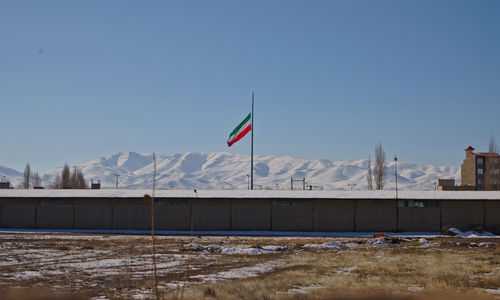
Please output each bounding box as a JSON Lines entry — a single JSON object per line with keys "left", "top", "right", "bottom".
{"left": 0, "top": 232, "right": 499, "bottom": 299}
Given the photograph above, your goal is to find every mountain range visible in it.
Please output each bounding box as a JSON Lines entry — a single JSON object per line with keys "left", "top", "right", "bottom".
{"left": 0, "top": 152, "right": 460, "bottom": 190}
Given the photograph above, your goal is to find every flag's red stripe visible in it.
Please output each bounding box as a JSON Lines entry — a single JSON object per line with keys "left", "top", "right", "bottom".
{"left": 227, "top": 124, "right": 251, "bottom": 147}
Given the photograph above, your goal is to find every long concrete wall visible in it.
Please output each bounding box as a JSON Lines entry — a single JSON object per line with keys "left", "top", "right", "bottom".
{"left": 0, "top": 197, "right": 499, "bottom": 233}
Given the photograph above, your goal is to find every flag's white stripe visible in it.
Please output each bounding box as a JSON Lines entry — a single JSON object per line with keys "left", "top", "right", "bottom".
{"left": 228, "top": 119, "right": 251, "bottom": 143}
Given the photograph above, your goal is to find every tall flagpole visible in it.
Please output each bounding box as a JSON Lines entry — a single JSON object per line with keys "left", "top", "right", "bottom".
{"left": 251, "top": 92, "right": 254, "bottom": 190}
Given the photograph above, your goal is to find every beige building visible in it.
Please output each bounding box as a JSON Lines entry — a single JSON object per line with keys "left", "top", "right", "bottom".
{"left": 461, "top": 146, "right": 500, "bottom": 191}
{"left": 435, "top": 179, "right": 473, "bottom": 191}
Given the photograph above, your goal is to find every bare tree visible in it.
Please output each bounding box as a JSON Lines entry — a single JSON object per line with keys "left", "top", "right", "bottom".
{"left": 61, "top": 163, "right": 71, "bottom": 189}
{"left": 50, "top": 164, "right": 87, "bottom": 189}
{"left": 74, "top": 168, "right": 87, "bottom": 189}
{"left": 23, "top": 163, "right": 31, "bottom": 189}
{"left": 31, "top": 171, "right": 42, "bottom": 188}
{"left": 70, "top": 168, "right": 78, "bottom": 188}
{"left": 374, "top": 143, "right": 386, "bottom": 190}
{"left": 367, "top": 156, "right": 373, "bottom": 190}
{"left": 489, "top": 136, "right": 498, "bottom": 154}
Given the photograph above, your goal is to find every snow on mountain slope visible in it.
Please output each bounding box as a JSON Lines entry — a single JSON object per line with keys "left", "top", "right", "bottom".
{"left": 0, "top": 166, "right": 22, "bottom": 187}
{"left": 0, "top": 152, "right": 461, "bottom": 190}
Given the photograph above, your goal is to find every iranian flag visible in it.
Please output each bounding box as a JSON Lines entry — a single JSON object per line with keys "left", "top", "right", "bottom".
{"left": 227, "top": 113, "right": 252, "bottom": 147}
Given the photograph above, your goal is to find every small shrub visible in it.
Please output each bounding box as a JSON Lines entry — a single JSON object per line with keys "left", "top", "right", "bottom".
{"left": 203, "top": 286, "right": 217, "bottom": 298}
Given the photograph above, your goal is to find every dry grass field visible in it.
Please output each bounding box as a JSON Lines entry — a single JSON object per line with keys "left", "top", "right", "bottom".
{"left": 0, "top": 232, "right": 499, "bottom": 300}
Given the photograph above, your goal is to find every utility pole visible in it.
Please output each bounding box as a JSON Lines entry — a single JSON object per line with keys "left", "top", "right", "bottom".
{"left": 394, "top": 155, "right": 398, "bottom": 199}
{"left": 394, "top": 154, "right": 399, "bottom": 234}
{"left": 150, "top": 153, "right": 159, "bottom": 299}
{"left": 247, "top": 174, "right": 251, "bottom": 190}
{"left": 114, "top": 173, "right": 119, "bottom": 189}
{"left": 250, "top": 92, "right": 254, "bottom": 190}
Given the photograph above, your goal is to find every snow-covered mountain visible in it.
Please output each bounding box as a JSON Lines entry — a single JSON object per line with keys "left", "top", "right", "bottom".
{"left": 0, "top": 152, "right": 460, "bottom": 190}
{"left": 0, "top": 166, "right": 22, "bottom": 187}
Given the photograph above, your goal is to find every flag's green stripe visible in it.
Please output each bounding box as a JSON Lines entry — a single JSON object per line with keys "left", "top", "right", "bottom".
{"left": 229, "top": 113, "right": 251, "bottom": 137}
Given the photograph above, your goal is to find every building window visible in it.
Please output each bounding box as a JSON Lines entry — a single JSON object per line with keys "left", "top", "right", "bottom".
{"left": 273, "top": 199, "right": 310, "bottom": 207}
{"left": 478, "top": 169, "right": 483, "bottom": 175}
{"left": 493, "top": 169, "right": 500, "bottom": 175}
{"left": 478, "top": 179, "right": 482, "bottom": 185}
{"left": 408, "top": 200, "right": 424, "bottom": 208}
{"left": 478, "top": 158, "right": 483, "bottom": 164}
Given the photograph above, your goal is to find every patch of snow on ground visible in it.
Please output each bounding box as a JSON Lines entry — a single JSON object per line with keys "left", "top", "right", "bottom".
{"left": 417, "top": 238, "right": 440, "bottom": 248}
{"left": 366, "top": 238, "right": 388, "bottom": 245}
{"left": 221, "top": 247, "right": 269, "bottom": 254}
{"left": 485, "top": 289, "right": 500, "bottom": 295}
{"left": 190, "top": 260, "right": 281, "bottom": 283}
{"left": 408, "top": 286, "right": 424, "bottom": 292}
{"left": 303, "top": 241, "right": 345, "bottom": 248}
{"left": 479, "top": 242, "right": 496, "bottom": 247}
{"left": 448, "top": 228, "right": 498, "bottom": 238}
{"left": 8, "top": 271, "right": 43, "bottom": 280}
{"left": 477, "top": 288, "right": 500, "bottom": 295}
{"left": 261, "top": 245, "right": 289, "bottom": 252}
{"left": 330, "top": 266, "right": 358, "bottom": 275}
{"left": 288, "top": 284, "right": 322, "bottom": 294}
{"left": 63, "top": 258, "right": 129, "bottom": 269}
{"left": 470, "top": 242, "right": 496, "bottom": 247}
{"left": 199, "top": 244, "right": 289, "bottom": 254}
{"left": 129, "top": 289, "right": 153, "bottom": 299}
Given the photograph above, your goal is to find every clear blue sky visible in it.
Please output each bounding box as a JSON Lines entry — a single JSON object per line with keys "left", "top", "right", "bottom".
{"left": 1, "top": 0, "right": 499, "bottom": 172}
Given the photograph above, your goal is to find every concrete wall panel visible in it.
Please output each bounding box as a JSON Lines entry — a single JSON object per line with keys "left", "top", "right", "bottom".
{"left": 0, "top": 198, "right": 36, "bottom": 228}
{"left": 74, "top": 207, "right": 112, "bottom": 229}
{"left": 231, "top": 199, "right": 271, "bottom": 231}
{"left": 272, "top": 199, "right": 312, "bottom": 231}
{"left": 355, "top": 200, "right": 396, "bottom": 232}
{"left": 113, "top": 199, "right": 150, "bottom": 230}
{"left": 398, "top": 208, "right": 440, "bottom": 232}
{"left": 36, "top": 199, "right": 74, "bottom": 229}
{"left": 0, "top": 205, "right": 36, "bottom": 228}
{"left": 485, "top": 201, "right": 500, "bottom": 233}
{"left": 154, "top": 199, "right": 190, "bottom": 230}
{"left": 441, "top": 201, "right": 484, "bottom": 231}
{"left": 192, "top": 199, "right": 230, "bottom": 231}
{"left": 74, "top": 199, "right": 113, "bottom": 229}
{"left": 313, "top": 200, "right": 354, "bottom": 231}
